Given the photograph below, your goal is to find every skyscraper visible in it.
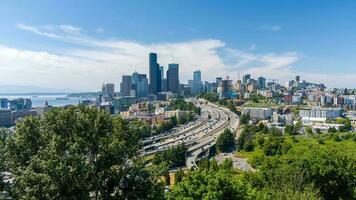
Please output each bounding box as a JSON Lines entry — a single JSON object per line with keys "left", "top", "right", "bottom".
{"left": 149, "top": 53, "right": 161, "bottom": 94}
{"left": 102, "top": 83, "right": 115, "bottom": 98}
{"left": 243, "top": 74, "right": 251, "bottom": 84}
{"left": 193, "top": 70, "right": 201, "bottom": 83}
{"left": 167, "top": 63, "right": 179, "bottom": 93}
{"left": 131, "top": 72, "right": 148, "bottom": 97}
{"left": 219, "top": 79, "right": 231, "bottom": 99}
{"left": 296, "top": 75, "right": 300, "bottom": 83}
{"left": 120, "top": 76, "right": 132, "bottom": 96}
{"left": 258, "top": 77, "right": 266, "bottom": 89}
{"left": 0, "top": 98, "right": 8, "bottom": 109}
{"left": 216, "top": 77, "right": 222, "bottom": 86}
{"left": 193, "top": 70, "right": 202, "bottom": 95}
{"left": 159, "top": 65, "right": 164, "bottom": 92}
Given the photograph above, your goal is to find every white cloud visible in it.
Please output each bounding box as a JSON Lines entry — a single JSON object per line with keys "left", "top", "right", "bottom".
{"left": 260, "top": 24, "right": 282, "bottom": 32}
{"left": 17, "top": 23, "right": 60, "bottom": 39}
{"left": 1, "top": 23, "right": 353, "bottom": 91}
{"left": 58, "top": 25, "right": 82, "bottom": 35}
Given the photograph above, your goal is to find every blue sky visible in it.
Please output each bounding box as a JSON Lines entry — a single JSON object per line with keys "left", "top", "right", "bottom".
{"left": 0, "top": 0, "right": 356, "bottom": 91}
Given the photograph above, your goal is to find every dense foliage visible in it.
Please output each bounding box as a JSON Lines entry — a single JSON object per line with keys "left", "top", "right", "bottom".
{"left": 169, "top": 98, "right": 201, "bottom": 114}
{"left": 153, "top": 144, "right": 188, "bottom": 168}
{"left": 216, "top": 129, "right": 236, "bottom": 152}
{"left": 0, "top": 128, "right": 9, "bottom": 191}
{"left": 3, "top": 106, "right": 164, "bottom": 199}
{"left": 169, "top": 131, "right": 355, "bottom": 200}
{"left": 199, "top": 92, "right": 219, "bottom": 102}
{"left": 167, "top": 159, "right": 254, "bottom": 200}
{"left": 199, "top": 92, "right": 238, "bottom": 113}
{"left": 238, "top": 124, "right": 356, "bottom": 200}
{"left": 240, "top": 114, "right": 250, "bottom": 125}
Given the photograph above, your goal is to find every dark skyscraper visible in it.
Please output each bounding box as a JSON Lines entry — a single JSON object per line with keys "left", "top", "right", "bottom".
{"left": 120, "top": 75, "right": 132, "bottom": 96}
{"left": 258, "top": 76, "right": 266, "bottom": 89}
{"left": 149, "top": 53, "right": 161, "bottom": 94}
{"left": 216, "top": 77, "right": 222, "bottom": 86}
{"left": 131, "top": 72, "right": 148, "bottom": 97}
{"left": 193, "top": 70, "right": 202, "bottom": 95}
{"left": 243, "top": 74, "right": 251, "bottom": 84}
{"left": 296, "top": 75, "right": 300, "bottom": 83}
{"left": 167, "top": 63, "right": 179, "bottom": 93}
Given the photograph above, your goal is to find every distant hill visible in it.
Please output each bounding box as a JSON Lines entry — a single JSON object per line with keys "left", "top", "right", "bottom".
{"left": 0, "top": 85, "right": 79, "bottom": 94}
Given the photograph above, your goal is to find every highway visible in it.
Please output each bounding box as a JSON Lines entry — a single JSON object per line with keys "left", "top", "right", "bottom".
{"left": 142, "top": 98, "right": 239, "bottom": 169}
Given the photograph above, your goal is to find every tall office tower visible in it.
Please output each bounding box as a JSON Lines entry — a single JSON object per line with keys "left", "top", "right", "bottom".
{"left": 131, "top": 72, "right": 148, "bottom": 97}
{"left": 219, "top": 79, "right": 231, "bottom": 99}
{"left": 159, "top": 65, "right": 164, "bottom": 92}
{"left": 193, "top": 70, "right": 201, "bottom": 83}
{"left": 193, "top": 70, "right": 202, "bottom": 95}
{"left": 149, "top": 52, "right": 161, "bottom": 94}
{"left": 167, "top": 63, "right": 179, "bottom": 93}
{"left": 216, "top": 77, "right": 222, "bottom": 86}
{"left": 296, "top": 75, "right": 300, "bottom": 83}
{"left": 120, "top": 76, "right": 132, "bottom": 97}
{"left": 258, "top": 77, "right": 266, "bottom": 89}
{"left": 102, "top": 83, "right": 115, "bottom": 98}
{"left": 162, "top": 79, "right": 168, "bottom": 92}
{"left": 242, "top": 74, "right": 251, "bottom": 84}
{"left": 101, "top": 83, "right": 106, "bottom": 95}
{"left": 0, "top": 98, "right": 8, "bottom": 109}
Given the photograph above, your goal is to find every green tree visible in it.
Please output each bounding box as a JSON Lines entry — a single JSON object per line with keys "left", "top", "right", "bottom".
{"left": 284, "top": 124, "right": 297, "bottom": 135}
{"left": 295, "top": 120, "right": 302, "bottom": 131}
{"left": 0, "top": 128, "right": 9, "bottom": 191}
{"left": 240, "top": 114, "right": 250, "bottom": 125}
{"left": 5, "top": 106, "right": 164, "bottom": 200}
{"left": 263, "top": 137, "right": 284, "bottom": 156}
{"left": 216, "top": 129, "right": 236, "bottom": 153}
{"left": 268, "top": 127, "right": 282, "bottom": 137}
{"left": 129, "top": 119, "right": 152, "bottom": 138}
{"left": 305, "top": 126, "right": 313, "bottom": 135}
{"left": 167, "top": 166, "right": 253, "bottom": 200}
{"left": 327, "top": 127, "right": 337, "bottom": 133}
{"left": 174, "top": 170, "right": 185, "bottom": 184}
{"left": 258, "top": 142, "right": 356, "bottom": 200}
{"left": 237, "top": 125, "right": 255, "bottom": 150}
{"left": 153, "top": 144, "right": 188, "bottom": 168}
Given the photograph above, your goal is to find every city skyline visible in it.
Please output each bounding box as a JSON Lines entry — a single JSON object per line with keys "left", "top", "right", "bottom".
{"left": 1, "top": 0, "right": 356, "bottom": 91}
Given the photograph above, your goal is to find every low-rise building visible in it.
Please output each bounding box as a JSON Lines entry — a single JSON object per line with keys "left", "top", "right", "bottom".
{"left": 12, "top": 110, "right": 37, "bottom": 123}
{"left": 242, "top": 108, "right": 273, "bottom": 123}
{"left": 299, "top": 107, "right": 343, "bottom": 122}
{"left": 0, "top": 109, "right": 12, "bottom": 127}
{"left": 165, "top": 110, "right": 188, "bottom": 119}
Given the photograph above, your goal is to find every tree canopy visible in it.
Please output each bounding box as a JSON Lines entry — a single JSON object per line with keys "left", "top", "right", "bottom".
{"left": 216, "top": 129, "right": 236, "bottom": 153}
{"left": 5, "top": 106, "right": 164, "bottom": 199}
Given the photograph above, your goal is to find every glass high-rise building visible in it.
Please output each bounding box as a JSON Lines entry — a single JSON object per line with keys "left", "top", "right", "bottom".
{"left": 193, "top": 70, "right": 202, "bottom": 95}
{"left": 167, "top": 64, "right": 179, "bottom": 93}
{"left": 193, "top": 70, "right": 201, "bottom": 83}
{"left": 243, "top": 74, "right": 251, "bottom": 84}
{"left": 216, "top": 77, "right": 222, "bottom": 86}
{"left": 149, "top": 52, "right": 161, "bottom": 94}
{"left": 258, "top": 77, "right": 266, "bottom": 89}
{"left": 131, "top": 72, "right": 148, "bottom": 97}
{"left": 120, "top": 76, "right": 132, "bottom": 97}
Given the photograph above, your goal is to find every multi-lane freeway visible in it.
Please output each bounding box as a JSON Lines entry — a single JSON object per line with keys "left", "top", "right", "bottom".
{"left": 142, "top": 98, "right": 239, "bottom": 169}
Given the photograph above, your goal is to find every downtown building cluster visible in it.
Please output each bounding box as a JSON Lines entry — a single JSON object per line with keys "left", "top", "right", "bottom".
{"left": 0, "top": 97, "right": 52, "bottom": 127}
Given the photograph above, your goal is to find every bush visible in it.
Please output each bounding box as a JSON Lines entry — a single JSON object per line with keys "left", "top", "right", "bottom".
{"left": 216, "top": 129, "right": 236, "bottom": 152}
{"left": 240, "top": 114, "right": 250, "bottom": 125}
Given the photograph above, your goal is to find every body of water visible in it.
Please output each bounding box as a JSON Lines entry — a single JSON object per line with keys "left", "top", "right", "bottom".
{"left": 0, "top": 94, "right": 84, "bottom": 107}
